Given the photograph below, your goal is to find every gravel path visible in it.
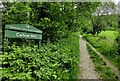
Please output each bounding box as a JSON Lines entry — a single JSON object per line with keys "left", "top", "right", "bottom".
{"left": 78, "top": 35, "right": 99, "bottom": 79}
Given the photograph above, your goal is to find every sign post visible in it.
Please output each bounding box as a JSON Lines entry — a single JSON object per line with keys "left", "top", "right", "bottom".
{"left": 38, "top": 40, "right": 41, "bottom": 49}
{"left": 5, "top": 24, "right": 42, "bottom": 49}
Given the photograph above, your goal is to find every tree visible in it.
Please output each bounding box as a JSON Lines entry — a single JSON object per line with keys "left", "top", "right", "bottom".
{"left": 75, "top": 2, "right": 100, "bottom": 34}
{"left": 2, "top": 2, "right": 31, "bottom": 25}
{"left": 87, "top": 2, "right": 117, "bottom": 35}
{"left": 2, "top": 2, "right": 101, "bottom": 42}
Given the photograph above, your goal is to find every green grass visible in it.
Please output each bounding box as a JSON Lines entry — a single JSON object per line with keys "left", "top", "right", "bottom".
{"left": 98, "top": 31, "right": 118, "bottom": 43}
{"left": 87, "top": 44, "right": 118, "bottom": 80}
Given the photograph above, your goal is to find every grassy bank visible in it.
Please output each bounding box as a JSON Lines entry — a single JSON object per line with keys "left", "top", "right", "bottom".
{"left": 2, "top": 33, "right": 79, "bottom": 80}
{"left": 87, "top": 44, "right": 118, "bottom": 80}
{"left": 83, "top": 31, "right": 120, "bottom": 70}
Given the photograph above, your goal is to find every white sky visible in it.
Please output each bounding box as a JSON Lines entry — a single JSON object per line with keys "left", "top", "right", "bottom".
{"left": 101, "top": 0, "right": 120, "bottom": 5}
{"left": 114, "top": 0, "right": 120, "bottom": 4}
{"left": 113, "top": 0, "right": 120, "bottom": 4}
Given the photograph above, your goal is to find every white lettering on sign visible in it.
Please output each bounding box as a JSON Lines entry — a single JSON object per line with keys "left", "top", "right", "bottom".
{"left": 9, "top": 26, "right": 40, "bottom": 33}
{"left": 27, "top": 25, "right": 30, "bottom": 28}
{"left": 16, "top": 33, "right": 30, "bottom": 38}
{"left": 31, "top": 34, "right": 36, "bottom": 38}
{"left": 16, "top": 33, "right": 37, "bottom": 38}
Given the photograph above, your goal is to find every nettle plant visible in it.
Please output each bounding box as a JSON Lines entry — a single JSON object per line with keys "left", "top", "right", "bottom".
{"left": 2, "top": 34, "right": 79, "bottom": 80}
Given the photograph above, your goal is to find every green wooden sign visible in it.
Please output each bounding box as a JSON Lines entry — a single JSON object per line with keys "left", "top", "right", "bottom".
{"left": 6, "top": 24, "right": 42, "bottom": 33}
{"left": 5, "top": 30, "right": 42, "bottom": 39}
{"left": 5, "top": 24, "right": 42, "bottom": 49}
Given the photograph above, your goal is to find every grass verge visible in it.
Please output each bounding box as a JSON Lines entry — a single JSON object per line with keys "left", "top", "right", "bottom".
{"left": 87, "top": 44, "right": 118, "bottom": 80}
{"left": 83, "top": 31, "right": 120, "bottom": 70}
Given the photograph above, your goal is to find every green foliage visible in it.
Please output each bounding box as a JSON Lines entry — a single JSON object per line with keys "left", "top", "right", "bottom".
{"left": 100, "top": 31, "right": 118, "bottom": 41}
{"left": 84, "top": 31, "right": 120, "bottom": 70}
{"left": 2, "top": 2, "right": 101, "bottom": 80}
{"left": 91, "top": 15, "right": 105, "bottom": 35}
{"left": 117, "top": 13, "right": 120, "bottom": 69}
{"left": 83, "top": 2, "right": 118, "bottom": 35}
{"left": 90, "top": 14, "right": 118, "bottom": 35}
{"left": 87, "top": 44, "right": 118, "bottom": 79}
{"left": 116, "top": 33, "right": 120, "bottom": 70}
{"left": 2, "top": 2, "right": 100, "bottom": 42}
{"left": 83, "top": 34, "right": 100, "bottom": 48}
{"left": 2, "top": 34, "right": 79, "bottom": 80}
{"left": 3, "top": 2, "right": 31, "bottom": 24}
{"left": 116, "top": 30, "right": 120, "bottom": 55}
{"left": 76, "top": 2, "right": 100, "bottom": 34}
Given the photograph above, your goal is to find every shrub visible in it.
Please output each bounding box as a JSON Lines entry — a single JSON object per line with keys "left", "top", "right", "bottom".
{"left": 2, "top": 34, "right": 79, "bottom": 80}
{"left": 83, "top": 34, "right": 99, "bottom": 48}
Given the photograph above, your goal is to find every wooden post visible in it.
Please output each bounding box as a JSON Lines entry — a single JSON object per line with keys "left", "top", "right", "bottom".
{"left": 38, "top": 40, "right": 41, "bottom": 49}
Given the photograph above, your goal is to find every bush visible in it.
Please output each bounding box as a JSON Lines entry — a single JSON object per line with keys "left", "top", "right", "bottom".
{"left": 2, "top": 34, "right": 79, "bottom": 80}
{"left": 83, "top": 34, "right": 100, "bottom": 48}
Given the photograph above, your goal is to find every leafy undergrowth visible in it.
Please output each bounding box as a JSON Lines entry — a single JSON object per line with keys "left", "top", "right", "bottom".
{"left": 83, "top": 31, "right": 120, "bottom": 70}
{"left": 87, "top": 44, "right": 118, "bottom": 80}
{"left": 2, "top": 34, "right": 79, "bottom": 80}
